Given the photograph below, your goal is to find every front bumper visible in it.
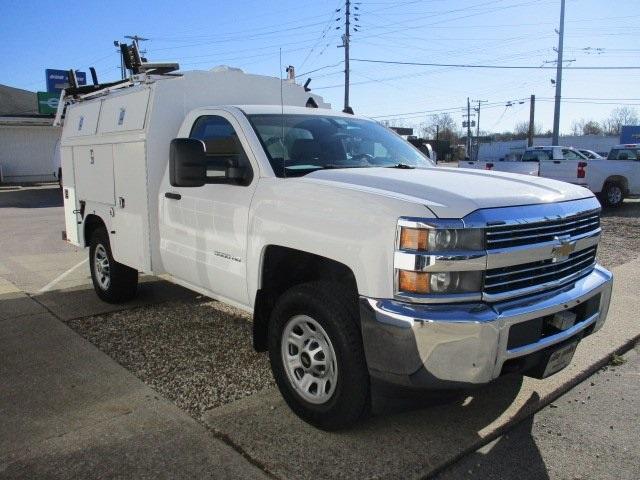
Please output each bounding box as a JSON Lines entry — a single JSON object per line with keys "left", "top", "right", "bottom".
{"left": 359, "top": 265, "right": 613, "bottom": 388}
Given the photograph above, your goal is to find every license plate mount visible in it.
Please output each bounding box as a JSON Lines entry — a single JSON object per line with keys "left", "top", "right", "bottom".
{"left": 542, "top": 341, "right": 578, "bottom": 378}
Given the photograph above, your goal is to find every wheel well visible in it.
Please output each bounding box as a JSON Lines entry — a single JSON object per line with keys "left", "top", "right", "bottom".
{"left": 252, "top": 246, "right": 358, "bottom": 352}
{"left": 603, "top": 176, "right": 629, "bottom": 194}
{"left": 83, "top": 214, "right": 106, "bottom": 247}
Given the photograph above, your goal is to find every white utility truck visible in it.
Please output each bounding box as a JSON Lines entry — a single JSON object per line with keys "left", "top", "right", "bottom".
{"left": 59, "top": 62, "right": 613, "bottom": 430}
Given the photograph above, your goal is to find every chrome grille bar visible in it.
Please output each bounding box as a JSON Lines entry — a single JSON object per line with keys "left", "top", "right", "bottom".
{"left": 486, "top": 213, "right": 600, "bottom": 249}
{"left": 485, "top": 246, "right": 597, "bottom": 295}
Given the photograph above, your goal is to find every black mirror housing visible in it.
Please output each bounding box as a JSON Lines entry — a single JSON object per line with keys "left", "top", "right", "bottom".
{"left": 170, "top": 138, "right": 206, "bottom": 187}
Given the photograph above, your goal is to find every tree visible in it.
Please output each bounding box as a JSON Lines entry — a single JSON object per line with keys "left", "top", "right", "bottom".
{"left": 571, "top": 119, "right": 585, "bottom": 136}
{"left": 420, "top": 113, "right": 460, "bottom": 144}
{"left": 571, "top": 119, "right": 602, "bottom": 136}
{"left": 513, "top": 121, "right": 542, "bottom": 138}
{"left": 582, "top": 120, "right": 602, "bottom": 135}
{"left": 602, "top": 107, "right": 639, "bottom": 136}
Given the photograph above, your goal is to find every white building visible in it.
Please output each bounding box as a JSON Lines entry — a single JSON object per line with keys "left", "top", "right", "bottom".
{"left": 0, "top": 84, "right": 61, "bottom": 183}
{"left": 0, "top": 115, "right": 60, "bottom": 183}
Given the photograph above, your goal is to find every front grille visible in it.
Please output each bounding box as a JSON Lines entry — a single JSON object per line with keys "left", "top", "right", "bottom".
{"left": 485, "top": 211, "right": 600, "bottom": 249}
{"left": 484, "top": 245, "right": 597, "bottom": 295}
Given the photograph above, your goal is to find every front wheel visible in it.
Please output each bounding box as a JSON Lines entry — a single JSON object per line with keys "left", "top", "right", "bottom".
{"left": 89, "top": 227, "right": 138, "bottom": 303}
{"left": 601, "top": 182, "right": 624, "bottom": 208}
{"left": 268, "top": 282, "right": 370, "bottom": 430}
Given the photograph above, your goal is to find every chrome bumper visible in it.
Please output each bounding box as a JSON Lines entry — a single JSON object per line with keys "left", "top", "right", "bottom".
{"left": 359, "top": 265, "right": 613, "bottom": 388}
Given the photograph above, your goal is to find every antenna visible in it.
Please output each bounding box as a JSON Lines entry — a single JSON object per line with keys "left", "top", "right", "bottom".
{"left": 279, "top": 48, "right": 286, "bottom": 178}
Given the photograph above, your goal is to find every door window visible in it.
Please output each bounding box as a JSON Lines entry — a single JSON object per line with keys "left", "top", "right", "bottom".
{"left": 190, "top": 115, "right": 253, "bottom": 184}
{"left": 608, "top": 148, "right": 639, "bottom": 161}
{"left": 562, "top": 149, "right": 583, "bottom": 160}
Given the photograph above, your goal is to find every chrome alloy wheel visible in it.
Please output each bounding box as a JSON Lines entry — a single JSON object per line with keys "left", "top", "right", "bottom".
{"left": 607, "top": 185, "right": 623, "bottom": 205}
{"left": 94, "top": 244, "right": 111, "bottom": 290}
{"left": 281, "top": 315, "right": 338, "bottom": 405}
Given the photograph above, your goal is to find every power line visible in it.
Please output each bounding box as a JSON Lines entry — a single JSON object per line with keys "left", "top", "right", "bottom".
{"left": 351, "top": 58, "right": 640, "bottom": 70}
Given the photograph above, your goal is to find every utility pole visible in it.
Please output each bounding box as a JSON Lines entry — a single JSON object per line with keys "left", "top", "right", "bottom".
{"left": 343, "top": 0, "right": 351, "bottom": 111}
{"left": 472, "top": 100, "right": 487, "bottom": 161}
{"left": 125, "top": 35, "right": 148, "bottom": 52}
{"left": 528, "top": 94, "right": 536, "bottom": 147}
{"left": 466, "top": 97, "right": 472, "bottom": 158}
{"left": 114, "top": 40, "right": 125, "bottom": 80}
{"left": 552, "top": 0, "right": 565, "bottom": 145}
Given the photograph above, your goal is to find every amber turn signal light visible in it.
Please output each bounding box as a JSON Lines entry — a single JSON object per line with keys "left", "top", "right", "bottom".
{"left": 398, "top": 270, "right": 430, "bottom": 294}
{"left": 400, "top": 227, "right": 428, "bottom": 250}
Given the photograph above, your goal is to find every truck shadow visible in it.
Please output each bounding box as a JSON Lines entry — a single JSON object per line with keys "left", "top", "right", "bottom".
{"left": 0, "top": 186, "right": 63, "bottom": 209}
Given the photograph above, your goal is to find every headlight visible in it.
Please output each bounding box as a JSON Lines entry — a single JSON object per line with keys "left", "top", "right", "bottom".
{"left": 398, "top": 271, "right": 483, "bottom": 294}
{"left": 399, "top": 227, "right": 483, "bottom": 251}
{"left": 396, "top": 220, "right": 485, "bottom": 299}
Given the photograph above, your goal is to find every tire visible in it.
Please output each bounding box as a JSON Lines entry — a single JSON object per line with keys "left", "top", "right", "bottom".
{"left": 268, "top": 281, "right": 370, "bottom": 431}
{"left": 89, "top": 226, "right": 138, "bottom": 303}
{"left": 601, "top": 182, "right": 624, "bottom": 208}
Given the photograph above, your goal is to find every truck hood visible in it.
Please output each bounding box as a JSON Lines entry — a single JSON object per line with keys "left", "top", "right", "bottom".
{"left": 303, "top": 166, "right": 593, "bottom": 218}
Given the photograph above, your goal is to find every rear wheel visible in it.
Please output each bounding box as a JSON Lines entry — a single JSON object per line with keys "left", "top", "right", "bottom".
{"left": 601, "top": 182, "right": 624, "bottom": 208}
{"left": 268, "top": 282, "right": 370, "bottom": 430}
{"left": 89, "top": 227, "right": 138, "bottom": 303}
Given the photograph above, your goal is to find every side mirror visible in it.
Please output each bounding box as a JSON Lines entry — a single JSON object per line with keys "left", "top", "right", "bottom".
{"left": 170, "top": 138, "right": 206, "bottom": 187}
{"left": 226, "top": 164, "right": 247, "bottom": 181}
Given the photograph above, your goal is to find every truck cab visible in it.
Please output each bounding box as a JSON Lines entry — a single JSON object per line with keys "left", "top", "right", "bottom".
{"left": 59, "top": 67, "right": 613, "bottom": 430}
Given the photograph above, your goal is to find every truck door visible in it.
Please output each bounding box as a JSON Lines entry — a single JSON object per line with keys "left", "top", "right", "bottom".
{"left": 159, "top": 112, "right": 257, "bottom": 305}
{"left": 540, "top": 148, "right": 583, "bottom": 185}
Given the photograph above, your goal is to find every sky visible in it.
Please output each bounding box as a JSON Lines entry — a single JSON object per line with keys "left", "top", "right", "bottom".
{"left": 1, "top": 0, "right": 639, "bottom": 134}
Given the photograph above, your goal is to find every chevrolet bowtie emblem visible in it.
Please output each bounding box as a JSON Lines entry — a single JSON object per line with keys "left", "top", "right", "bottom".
{"left": 551, "top": 235, "right": 576, "bottom": 262}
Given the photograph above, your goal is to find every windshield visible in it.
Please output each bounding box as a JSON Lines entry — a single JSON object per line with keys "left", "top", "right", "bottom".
{"left": 247, "top": 114, "right": 433, "bottom": 177}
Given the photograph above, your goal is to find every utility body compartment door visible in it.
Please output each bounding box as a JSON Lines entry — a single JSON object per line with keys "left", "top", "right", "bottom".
{"left": 111, "top": 141, "right": 151, "bottom": 272}
{"left": 74, "top": 144, "right": 115, "bottom": 205}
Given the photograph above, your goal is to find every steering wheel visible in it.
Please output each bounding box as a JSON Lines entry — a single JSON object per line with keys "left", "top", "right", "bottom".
{"left": 264, "top": 136, "right": 284, "bottom": 147}
{"left": 350, "top": 153, "right": 375, "bottom": 165}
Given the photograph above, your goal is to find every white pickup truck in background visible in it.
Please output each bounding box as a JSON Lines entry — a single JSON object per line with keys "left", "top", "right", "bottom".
{"left": 539, "top": 144, "right": 640, "bottom": 207}
{"left": 459, "top": 146, "right": 586, "bottom": 177}
{"left": 461, "top": 145, "right": 639, "bottom": 207}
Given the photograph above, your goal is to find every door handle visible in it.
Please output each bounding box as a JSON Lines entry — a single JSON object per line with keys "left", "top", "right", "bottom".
{"left": 165, "top": 192, "right": 181, "bottom": 200}
{"left": 553, "top": 161, "right": 561, "bottom": 164}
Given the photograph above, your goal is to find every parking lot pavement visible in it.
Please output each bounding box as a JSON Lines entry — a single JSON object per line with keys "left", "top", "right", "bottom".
{"left": 0, "top": 290, "right": 269, "bottom": 479}
{"left": 435, "top": 346, "right": 640, "bottom": 480}
{"left": 201, "top": 258, "right": 640, "bottom": 480}
{"left": 0, "top": 186, "right": 87, "bottom": 293}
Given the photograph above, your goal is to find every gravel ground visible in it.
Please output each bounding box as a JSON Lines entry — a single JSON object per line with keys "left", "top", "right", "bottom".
{"left": 64, "top": 299, "right": 273, "bottom": 419}
{"left": 598, "top": 199, "right": 640, "bottom": 269}
{"left": 62, "top": 200, "right": 639, "bottom": 420}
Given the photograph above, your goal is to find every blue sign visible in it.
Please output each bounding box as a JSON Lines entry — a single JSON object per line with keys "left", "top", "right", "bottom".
{"left": 620, "top": 125, "right": 640, "bottom": 144}
{"left": 46, "top": 69, "right": 86, "bottom": 93}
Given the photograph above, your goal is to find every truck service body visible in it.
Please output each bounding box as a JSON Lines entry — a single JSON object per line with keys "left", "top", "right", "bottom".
{"left": 60, "top": 67, "right": 613, "bottom": 429}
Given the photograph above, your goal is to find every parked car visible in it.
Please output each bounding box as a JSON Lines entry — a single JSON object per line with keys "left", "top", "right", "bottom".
{"left": 59, "top": 67, "right": 613, "bottom": 430}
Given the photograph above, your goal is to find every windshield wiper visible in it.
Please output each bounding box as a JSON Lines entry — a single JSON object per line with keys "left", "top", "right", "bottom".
{"left": 386, "top": 163, "right": 415, "bottom": 169}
